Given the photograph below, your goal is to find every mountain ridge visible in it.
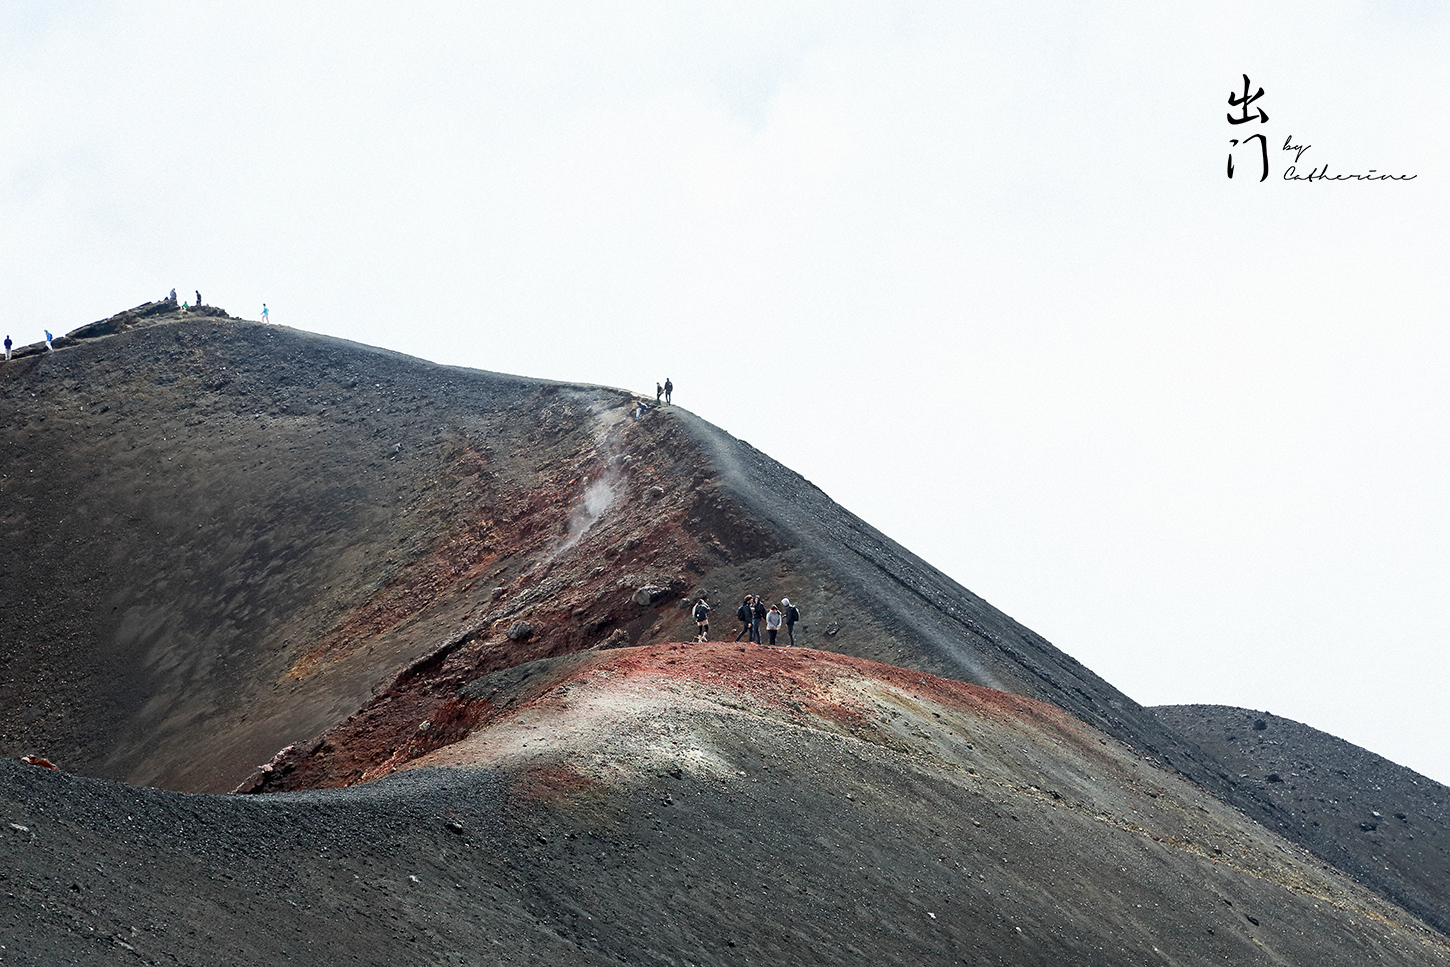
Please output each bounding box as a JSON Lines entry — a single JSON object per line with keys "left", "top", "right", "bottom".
{"left": 2, "top": 301, "right": 1447, "bottom": 962}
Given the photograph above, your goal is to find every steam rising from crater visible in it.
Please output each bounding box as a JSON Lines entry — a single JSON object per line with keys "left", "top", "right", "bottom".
{"left": 559, "top": 474, "right": 620, "bottom": 553}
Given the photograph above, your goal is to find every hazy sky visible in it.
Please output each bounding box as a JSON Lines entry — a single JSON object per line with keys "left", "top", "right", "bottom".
{"left": 4, "top": 3, "right": 1447, "bottom": 783}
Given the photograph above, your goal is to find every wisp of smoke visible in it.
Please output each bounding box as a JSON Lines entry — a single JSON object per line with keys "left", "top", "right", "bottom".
{"left": 558, "top": 474, "right": 620, "bottom": 553}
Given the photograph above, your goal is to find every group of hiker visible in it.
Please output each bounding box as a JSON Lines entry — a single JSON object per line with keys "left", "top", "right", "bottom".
{"left": 5, "top": 292, "right": 278, "bottom": 364}
{"left": 691, "top": 594, "right": 801, "bottom": 646}
{"left": 4, "top": 331, "right": 54, "bottom": 360}
{"left": 166, "top": 288, "right": 206, "bottom": 311}
{"left": 633, "top": 378, "right": 673, "bottom": 419}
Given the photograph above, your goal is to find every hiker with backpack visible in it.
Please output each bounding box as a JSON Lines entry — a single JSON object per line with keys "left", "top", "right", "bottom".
{"left": 692, "top": 598, "right": 711, "bottom": 642}
{"left": 734, "top": 596, "right": 754, "bottom": 642}
{"left": 781, "top": 598, "right": 800, "bottom": 646}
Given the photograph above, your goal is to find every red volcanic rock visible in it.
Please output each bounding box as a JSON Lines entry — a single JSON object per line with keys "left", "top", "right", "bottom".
{"left": 400, "top": 643, "right": 1114, "bottom": 784}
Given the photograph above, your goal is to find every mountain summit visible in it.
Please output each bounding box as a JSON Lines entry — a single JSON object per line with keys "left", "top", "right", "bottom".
{"left": 2, "top": 303, "right": 1447, "bottom": 964}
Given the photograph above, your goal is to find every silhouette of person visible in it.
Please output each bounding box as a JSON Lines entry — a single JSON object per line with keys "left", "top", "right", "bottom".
{"left": 169, "top": 288, "right": 177, "bottom": 303}
{"left": 44, "top": 330, "right": 53, "bottom": 351}
{"left": 656, "top": 382, "right": 663, "bottom": 404}
{"left": 3, "top": 335, "right": 10, "bottom": 361}
{"left": 664, "top": 378, "right": 672, "bottom": 404}
{"left": 195, "top": 290, "right": 202, "bottom": 307}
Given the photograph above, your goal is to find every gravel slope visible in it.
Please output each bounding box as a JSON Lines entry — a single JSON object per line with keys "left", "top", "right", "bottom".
{"left": 1155, "top": 704, "right": 1450, "bottom": 936}
{"left": 5, "top": 647, "right": 1447, "bottom": 967}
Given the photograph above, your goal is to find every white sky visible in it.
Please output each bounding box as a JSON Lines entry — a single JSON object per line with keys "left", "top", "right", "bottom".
{"left": 3, "top": 2, "right": 1447, "bottom": 784}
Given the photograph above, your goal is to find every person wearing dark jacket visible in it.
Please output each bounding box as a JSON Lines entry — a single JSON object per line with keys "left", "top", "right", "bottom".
{"left": 692, "top": 599, "right": 711, "bottom": 642}
{"left": 751, "top": 595, "right": 766, "bottom": 644}
{"left": 781, "top": 598, "right": 800, "bottom": 646}
{"left": 664, "top": 378, "right": 673, "bottom": 404}
{"left": 734, "top": 597, "right": 753, "bottom": 642}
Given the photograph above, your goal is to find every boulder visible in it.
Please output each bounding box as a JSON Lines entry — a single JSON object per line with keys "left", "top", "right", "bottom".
{"left": 599, "top": 629, "right": 631, "bottom": 649}
{"left": 633, "top": 586, "right": 670, "bottom": 607}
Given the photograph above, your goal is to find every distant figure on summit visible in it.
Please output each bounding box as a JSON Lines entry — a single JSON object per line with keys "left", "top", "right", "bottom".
{"left": 664, "top": 378, "right": 672, "bottom": 405}
{"left": 656, "top": 382, "right": 663, "bottom": 404}
{"left": 4, "top": 335, "right": 11, "bottom": 361}
{"left": 168, "top": 288, "right": 177, "bottom": 303}
{"left": 195, "top": 290, "right": 202, "bottom": 307}
{"left": 44, "top": 330, "right": 53, "bottom": 351}
{"left": 261, "top": 304, "right": 269, "bottom": 323}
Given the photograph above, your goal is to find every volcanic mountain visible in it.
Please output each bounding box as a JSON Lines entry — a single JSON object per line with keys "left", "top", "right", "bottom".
{"left": 1, "top": 302, "right": 1446, "bottom": 965}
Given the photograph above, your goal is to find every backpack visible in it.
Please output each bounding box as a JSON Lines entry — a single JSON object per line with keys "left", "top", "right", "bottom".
{"left": 694, "top": 603, "right": 709, "bottom": 621}
{"left": 737, "top": 604, "right": 751, "bottom": 621}
{"left": 786, "top": 605, "right": 799, "bottom": 623}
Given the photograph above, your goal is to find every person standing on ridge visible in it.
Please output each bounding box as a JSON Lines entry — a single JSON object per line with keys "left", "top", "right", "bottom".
{"left": 692, "top": 598, "right": 711, "bottom": 642}
{"left": 656, "top": 382, "right": 663, "bottom": 404}
{"left": 765, "top": 605, "right": 783, "bottom": 646}
{"left": 734, "top": 596, "right": 753, "bottom": 642}
{"left": 751, "top": 595, "right": 766, "bottom": 644}
{"left": 3, "top": 335, "right": 11, "bottom": 361}
{"left": 664, "top": 378, "right": 672, "bottom": 405}
{"left": 195, "top": 290, "right": 202, "bottom": 307}
{"left": 44, "top": 330, "right": 53, "bottom": 351}
{"left": 169, "top": 288, "right": 177, "bottom": 303}
{"left": 261, "top": 304, "right": 269, "bottom": 323}
{"left": 782, "top": 598, "right": 800, "bottom": 646}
